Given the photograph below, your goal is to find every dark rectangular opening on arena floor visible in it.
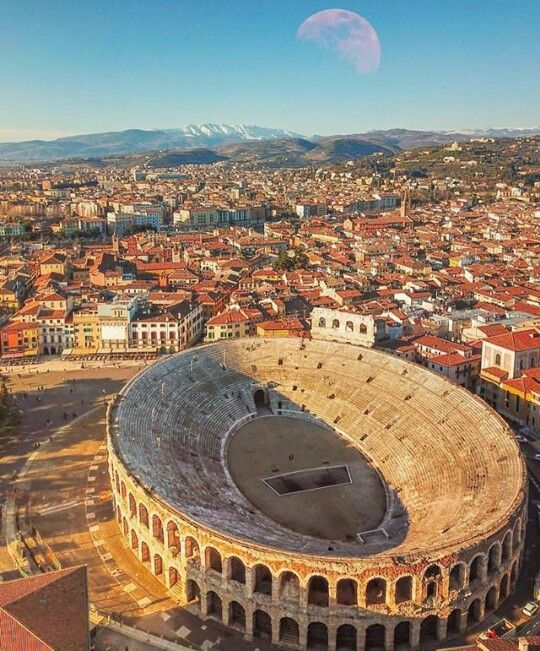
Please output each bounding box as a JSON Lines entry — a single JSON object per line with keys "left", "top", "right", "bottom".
{"left": 263, "top": 465, "right": 351, "bottom": 496}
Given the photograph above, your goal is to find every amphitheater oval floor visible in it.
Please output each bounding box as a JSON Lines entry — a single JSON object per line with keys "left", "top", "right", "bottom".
{"left": 226, "top": 415, "right": 387, "bottom": 542}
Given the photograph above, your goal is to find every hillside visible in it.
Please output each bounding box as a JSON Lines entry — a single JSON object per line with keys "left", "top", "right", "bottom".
{"left": 1, "top": 124, "right": 538, "bottom": 164}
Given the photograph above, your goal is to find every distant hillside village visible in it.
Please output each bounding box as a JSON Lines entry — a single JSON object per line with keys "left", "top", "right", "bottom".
{"left": 0, "top": 136, "right": 539, "bottom": 436}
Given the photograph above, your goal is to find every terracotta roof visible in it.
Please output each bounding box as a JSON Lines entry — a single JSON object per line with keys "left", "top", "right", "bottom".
{"left": 0, "top": 566, "right": 89, "bottom": 651}
{"left": 485, "top": 328, "right": 540, "bottom": 352}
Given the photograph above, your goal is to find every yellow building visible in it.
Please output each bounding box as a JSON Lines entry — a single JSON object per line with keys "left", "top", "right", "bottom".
{"left": 72, "top": 309, "right": 101, "bottom": 353}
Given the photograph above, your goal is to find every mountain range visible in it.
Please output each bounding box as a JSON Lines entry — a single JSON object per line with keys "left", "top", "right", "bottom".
{"left": 0, "top": 123, "right": 538, "bottom": 164}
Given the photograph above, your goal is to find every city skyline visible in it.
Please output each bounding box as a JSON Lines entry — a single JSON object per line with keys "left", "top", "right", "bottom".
{"left": 0, "top": 0, "right": 539, "bottom": 141}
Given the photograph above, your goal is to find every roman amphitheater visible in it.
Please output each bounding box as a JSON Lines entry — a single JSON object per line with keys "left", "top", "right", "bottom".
{"left": 107, "top": 337, "right": 527, "bottom": 650}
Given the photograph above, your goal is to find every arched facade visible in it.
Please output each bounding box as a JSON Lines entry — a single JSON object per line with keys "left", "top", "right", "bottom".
{"left": 108, "top": 338, "right": 527, "bottom": 650}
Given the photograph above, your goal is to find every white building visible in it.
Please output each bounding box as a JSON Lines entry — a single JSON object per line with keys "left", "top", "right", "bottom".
{"left": 311, "top": 307, "right": 383, "bottom": 348}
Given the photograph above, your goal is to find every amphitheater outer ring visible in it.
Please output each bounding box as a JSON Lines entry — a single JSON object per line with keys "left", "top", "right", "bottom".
{"left": 107, "top": 337, "right": 527, "bottom": 649}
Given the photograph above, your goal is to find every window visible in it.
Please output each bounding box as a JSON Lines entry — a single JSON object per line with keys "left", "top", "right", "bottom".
{"left": 495, "top": 353, "right": 501, "bottom": 366}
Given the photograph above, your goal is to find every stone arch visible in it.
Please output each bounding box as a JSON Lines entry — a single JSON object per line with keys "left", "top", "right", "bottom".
{"left": 318, "top": 317, "right": 326, "bottom": 328}
{"left": 502, "top": 531, "right": 512, "bottom": 562}
{"left": 116, "top": 505, "right": 121, "bottom": 523}
{"left": 253, "top": 609, "right": 272, "bottom": 640}
{"left": 141, "top": 541, "right": 150, "bottom": 563}
{"left": 513, "top": 519, "right": 521, "bottom": 549}
{"left": 166, "top": 521, "right": 180, "bottom": 555}
{"left": 307, "top": 621, "right": 328, "bottom": 649}
{"left": 424, "top": 564, "right": 442, "bottom": 599}
{"left": 205, "top": 546, "right": 222, "bottom": 573}
{"left": 485, "top": 585, "right": 498, "bottom": 612}
{"left": 395, "top": 575, "right": 413, "bottom": 603}
{"left": 449, "top": 563, "right": 466, "bottom": 591}
{"left": 510, "top": 560, "right": 518, "bottom": 584}
{"left": 467, "top": 598, "right": 482, "bottom": 625}
{"left": 139, "top": 503, "right": 149, "bottom": 528}
{"left": 336, "top": 578, "right": 357, "bottom": 605}
{"left": 394, "top": 621, "right": 411, "bottom": 648}
{"left": 469, "top": 554, "right": 485, "bottom": 583}
{"left": 280, "top": 617, "right": 299, "bottom": 646}
{"left": 229, "top": 556, "right": 246, "bottom": 584}
{"left": 332, "top": 319, "right": 340, "bottom": 329}
{"left": 253, "top": 563, "right": 272, "bottom": 595}
{"left": 499, "top": 573, "right": 510, "bottom": 600}
{"left": 308, "top": 575, "right": 329, "bottom": 607}
{"left": 229, "top": 601, "right": 246, "bottom": 630}
{"left": 206, "top": 591, "right": 222, "bottom": 620}
{"left": 152, "top": 514, "right": 164, "bottom": 543}
{"left": 128, "top": 493, "right": 136, "bottom": 516}
{"left": 186, "top": 579, "right": 200, "bottom": 604}
{"left": 345, "top": 320, "right": 354, "bottom": 333}
{"left": 420, "top": 615, "right": 439, "bottom": 645}
{"left": 130, "top": 529, "right": 138, "bottom": 550}
{"left": 279, "top": 571, "right": 300, "bottom": 601}
{"left": 185, "top": 535, "right": 199, "bottom": 560}
{"left": 487, "top": 543, "right": 501, "bottom": 574}
{"left": 336, "top": 624, "right": 357, "bottom": 650}
{"left": 168, "top": 566, "right": 178, "bottom": 588}
{"left": 366, "top": 577, "right": 387, "bottom": 605}
{"left": 365, "top": 624, "right": 385, "bottom": 649}
{"left": 120, "top": 481, "right": 126, "bottom": 499}
{"left": 122, "top": 517, "right": 128, "bottom": 536}
{"left": 447, "top": 609, "right": 461, "bottom": 636}
{"left": 154, "top": 553, "right": 163, "bottom": 576}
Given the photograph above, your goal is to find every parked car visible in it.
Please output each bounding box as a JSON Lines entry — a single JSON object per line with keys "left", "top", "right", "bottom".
{"left": 516, "top": 434, "right": 528, "bottom": 443}
{"left": 523, "top": 601, "right": 539, "bottom": 617}
{"left": 533, "top": 454, "right": 540, "bottom": 461}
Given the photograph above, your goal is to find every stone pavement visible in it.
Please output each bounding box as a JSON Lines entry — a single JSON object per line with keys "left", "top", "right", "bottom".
{"left": 0, "top": 361, "right": 277, "bottom": 651}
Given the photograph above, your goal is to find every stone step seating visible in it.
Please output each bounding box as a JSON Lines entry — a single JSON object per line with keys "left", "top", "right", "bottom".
{"left": 109, "top": 338, "right": 523, "bottom": 557}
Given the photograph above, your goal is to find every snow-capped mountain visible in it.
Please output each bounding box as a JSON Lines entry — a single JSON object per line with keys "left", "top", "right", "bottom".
{"left": 0, "top": 123, "right": 303, "bottom": 162}
{"left": 169, "top": 123, "right": 302, "bottom": 141}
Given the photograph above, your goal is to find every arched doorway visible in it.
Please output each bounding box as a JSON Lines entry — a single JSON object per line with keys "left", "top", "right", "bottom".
{"left": 279, "top": 571, "right": 300, "bottom": 602}
{"left": 395, "top": 576, "right": 413, "bottom": 603}
{"left": 253, "top": 610, "right": 272, "bottom": 640}
{"left": 336, "top": 624, "right": 356, "bottom": 650}
{"left": 336, "top": 578, "right": 357, "bottom": 605}
{"left": 500, "top": 574, "right": 510, "bottom": 600}
{"left": 141, "top": 541, "right": 150, "bottom": 563}
{"left": 168, "top": 567, "right": 178, "bottom": 588}
{"left": 365, "top": 624, "right": 385, "bottom": 650}
{"left": 206, "top": 591, "right": 222, "bottom": 620}
{"left": 450, "top": 563, "right": 466, "bottom": 591}
{"left": 308, "top": 576, "right": 329, "bottom": 607}
{"left": 205, "top": 546, "right": 222, "bottom": 573}
{"left": 307, "top": 622, "right": 328, "bottom": 649}
{"left": 420, "top": 616, "right": 438, "bottom": 645}
{"left": 366, "top": 578, "right": 387, "bottom": 605}
{"left": 394, "top": 621, "right": 411, "bottom": 649}
{"left": 186, "top": 579, "right": 200, "bottom": 605}
{"left": 229, "top": 556, "right": 246, "bottom": 584}
{"left": 254, "top": 564, "right": 272, "bottom": 595}
{"left": 447, "top": 609, "right": 461, "bottom": 636}
{"left": 228, "top": 601, "right": 246, "bottom": 630}
{"left": 485, "top": 585, "right": 498, "bottom": 612}
{"left": 280, "top": 618, "right": 299, "bottom": 646}
{"left": 467, "top": 599, "right": 482, "bottom": 626}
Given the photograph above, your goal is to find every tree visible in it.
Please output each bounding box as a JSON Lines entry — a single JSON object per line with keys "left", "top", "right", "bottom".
{"left": 273, "top": 247, "right": 309, "bottom": 271}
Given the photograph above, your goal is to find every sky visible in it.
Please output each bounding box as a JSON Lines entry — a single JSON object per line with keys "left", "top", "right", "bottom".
{"left": 0, "top": 0, "right": 539, "bottom": 141}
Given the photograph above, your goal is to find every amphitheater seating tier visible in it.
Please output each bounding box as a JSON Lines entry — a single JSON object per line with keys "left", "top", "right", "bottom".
{"left": 110, "top": 338, "right": 525, "bottom": 560}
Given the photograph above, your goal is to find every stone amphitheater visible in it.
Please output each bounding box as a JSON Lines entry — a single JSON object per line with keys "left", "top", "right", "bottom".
{"left": 107, "top": 337, "right": 527, "bottom": 650}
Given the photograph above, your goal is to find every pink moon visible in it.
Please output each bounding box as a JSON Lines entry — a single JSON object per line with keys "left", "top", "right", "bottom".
{"left": 297, "top": 8, "right": 381, "bottom": 74}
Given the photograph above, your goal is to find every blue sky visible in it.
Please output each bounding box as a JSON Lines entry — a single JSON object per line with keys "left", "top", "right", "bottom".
{"left": 0, "top": 0, "right": 539, "bottom": 140}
